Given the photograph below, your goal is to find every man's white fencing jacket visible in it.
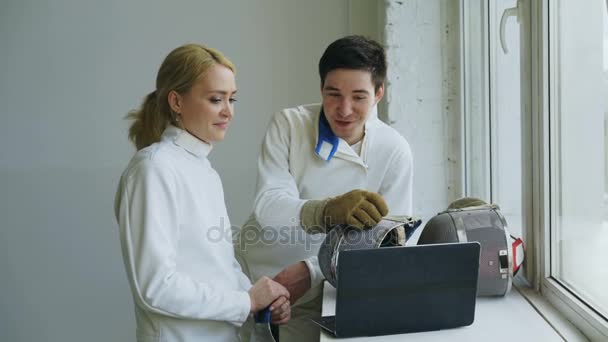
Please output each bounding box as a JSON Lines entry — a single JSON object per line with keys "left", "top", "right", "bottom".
{"left": 236, "top": 103, "right": 413, "bottom": 304}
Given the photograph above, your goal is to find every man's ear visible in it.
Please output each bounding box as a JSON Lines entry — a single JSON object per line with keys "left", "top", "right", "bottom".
{"left": 167, "top": 90, "right": 182, "bottom": 114}
{"left": 374, "top": 84, "right": 385, "bottom": 104}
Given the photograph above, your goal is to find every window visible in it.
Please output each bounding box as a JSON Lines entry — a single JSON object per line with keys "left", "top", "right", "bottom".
{"left": 544, "top": 0, "right": 608, "bottom": 336}
{"left": 462, "top": 0, "right": 526, "bottom": 238}
{"left": 462, "top": 0, "right": 608, "bottom": 339}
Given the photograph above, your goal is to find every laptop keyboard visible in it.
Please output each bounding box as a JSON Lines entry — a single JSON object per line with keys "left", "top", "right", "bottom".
{"left": 319, "top": 316, "right": 336, "bottom": 331}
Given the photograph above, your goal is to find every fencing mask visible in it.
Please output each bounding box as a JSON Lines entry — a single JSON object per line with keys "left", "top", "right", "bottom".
{"left": 418, "top": 198, "right": 525, "bottom": 296}
{"left": 318, "top": 216, "right": 422, "bottom": 287}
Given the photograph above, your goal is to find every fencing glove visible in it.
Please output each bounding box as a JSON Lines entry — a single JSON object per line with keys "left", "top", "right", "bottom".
{"left": 301, "top": 189, "right": 389, "bottom": 233}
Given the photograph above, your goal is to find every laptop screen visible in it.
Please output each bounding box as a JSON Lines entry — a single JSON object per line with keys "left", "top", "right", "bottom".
{"left": 334, "top": 242, "right": 480, "bottom": 337}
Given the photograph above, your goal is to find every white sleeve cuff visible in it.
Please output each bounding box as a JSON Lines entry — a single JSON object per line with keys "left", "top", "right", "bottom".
{"left": 230, "top": 290, "right": 252, "bottom": 326}
{"left": 304, "top": 256, "right": 324, "bottom": 288}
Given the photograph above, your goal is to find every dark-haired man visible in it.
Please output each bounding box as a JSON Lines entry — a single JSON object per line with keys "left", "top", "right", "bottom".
{"left": 236, "top": 35, "right": 413, "bottom": 341}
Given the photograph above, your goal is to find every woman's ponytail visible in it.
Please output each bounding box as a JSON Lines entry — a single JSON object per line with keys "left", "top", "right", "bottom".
{"left": 127, "top": 90, "right": 169, "bottom": 150}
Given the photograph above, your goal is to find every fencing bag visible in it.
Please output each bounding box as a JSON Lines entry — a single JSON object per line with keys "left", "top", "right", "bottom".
{"left": 318, "top": 216, "right": 422, "bottom": 287}
{"left": 418, "top": 198, "right": 525, "bottom": 296}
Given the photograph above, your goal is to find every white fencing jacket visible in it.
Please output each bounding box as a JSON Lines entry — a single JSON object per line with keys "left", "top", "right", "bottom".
{"left": 236, "top": 103, "right": 413, "bottom": 301}
{"left": 115, "top": 125, "right": 251, "bottom": 342}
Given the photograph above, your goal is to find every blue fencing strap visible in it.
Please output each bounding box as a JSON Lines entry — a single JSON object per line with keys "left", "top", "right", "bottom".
{"left": 315, "top": 108, "right": 339, "bottom": 161}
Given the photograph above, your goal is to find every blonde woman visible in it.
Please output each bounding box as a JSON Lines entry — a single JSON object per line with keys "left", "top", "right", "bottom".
{"left": 114, "top": 44, "right": 290, "bottom": 342}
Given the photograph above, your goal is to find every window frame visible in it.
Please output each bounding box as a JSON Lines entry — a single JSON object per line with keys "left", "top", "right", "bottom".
{"left": 461, "top": 0, "right": 492, "bottom": 201}
{"left": 461, "top": 0, "right": 608, "bottom": 339}
{"left": 534, "top": 0, "right": 608, "bottom": 339}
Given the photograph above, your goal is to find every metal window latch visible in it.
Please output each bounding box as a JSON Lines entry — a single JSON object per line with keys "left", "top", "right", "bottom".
{"left": 499, "top": 0, "right": 524, "bottom": 54}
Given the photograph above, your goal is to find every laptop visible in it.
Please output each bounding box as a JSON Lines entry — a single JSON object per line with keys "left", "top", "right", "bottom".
{"left": 312, "top": 242, "right": 481, "bottom": 338}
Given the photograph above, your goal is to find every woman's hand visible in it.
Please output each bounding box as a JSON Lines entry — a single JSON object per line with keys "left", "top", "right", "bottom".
{"left": 269, "top": 295, "right": 291, "bottom": 325}
{"left": 249, "top": 276, "right": 290, "bottom": 313}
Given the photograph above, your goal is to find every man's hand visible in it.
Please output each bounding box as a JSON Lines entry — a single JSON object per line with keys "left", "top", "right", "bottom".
{"left": 324, "top": 189, "right": 388, "bottom": 229}
{"left": 273, "top": 261, "right": 311, "bottom": 304}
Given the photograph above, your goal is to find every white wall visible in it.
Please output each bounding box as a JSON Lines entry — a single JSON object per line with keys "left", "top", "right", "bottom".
{"left": 382, "top": 0, "right": 462, "bottom": 221}
{"left": 0, "top": 1, "right": 350, "bottom": 341}
{"left": 0, "top": 1, "right": 458, "bottom": 340}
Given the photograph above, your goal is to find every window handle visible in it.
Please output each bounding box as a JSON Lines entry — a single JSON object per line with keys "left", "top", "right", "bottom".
{"left": 499, "top": 0, "right": 523, "bottom": 54}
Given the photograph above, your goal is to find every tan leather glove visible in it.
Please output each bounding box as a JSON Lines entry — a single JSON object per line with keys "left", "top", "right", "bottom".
{"left": 324, "top": 190, "right": 388, "bottom": 229}
{"left": 300, "top": 189, "right": 389, "bottom": 233}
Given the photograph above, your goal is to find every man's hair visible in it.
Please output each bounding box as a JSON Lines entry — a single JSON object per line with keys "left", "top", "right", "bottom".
{"left": 318, "top": 35, "right": 387, "bottom": 91}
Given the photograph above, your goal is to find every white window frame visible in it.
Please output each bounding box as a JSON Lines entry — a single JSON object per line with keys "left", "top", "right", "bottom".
{"left": 461, "top": 0, "right": 492, "bottom": 201}
{"left": 532, "top": 0, "right": 608, "bottom": 340}
{"left": 462, "top": 0, "right": 608, "bottom": 339}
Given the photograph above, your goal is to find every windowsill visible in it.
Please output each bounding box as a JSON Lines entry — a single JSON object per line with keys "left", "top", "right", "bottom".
{"left": 514, "top": 277, "right": 588, "bottom": 342}
{"left": 320, "top": 277, "right": 584, "bottom": 341}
